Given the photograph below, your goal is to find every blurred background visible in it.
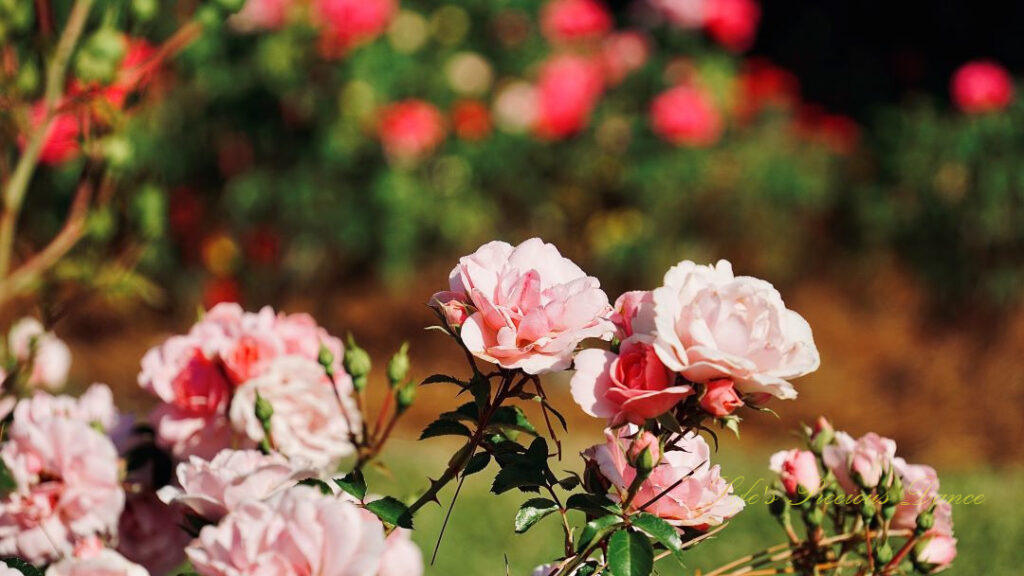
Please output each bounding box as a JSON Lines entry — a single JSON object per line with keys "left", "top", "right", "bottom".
{"left": 1, "top": 0, "right": 1022, "bottom": 573}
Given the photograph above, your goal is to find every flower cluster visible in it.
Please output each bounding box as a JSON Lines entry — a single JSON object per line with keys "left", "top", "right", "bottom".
{"left": 138, "top": 303, "right": 359, "bottom": 466}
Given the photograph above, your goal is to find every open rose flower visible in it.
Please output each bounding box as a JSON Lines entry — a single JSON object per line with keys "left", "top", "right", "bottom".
{"left": 586, "top": 428, "right": 744, "bottom": 528}
{"left": 186, "top": 486, "right": 386, "bottom": 576}
{"left": 13, "top": 383, "right": 119, "bottom": 431}
{"left": 769, "top": 449, "right": 821, "bottom": 497}
{"left": 445, "top": 238, "right": 613, "bottom": 374}
{"left": 378, "top": 529, "right": 424, "bottom": 576}
{"left": 159, "top": 449, "right": 316, "bottom": 522}
{"left": 652, "top": 260, "right": 820, "bottom": 400}
{"left": 571, "top": 336, "right": 692, "bottom": 425}
{"left": 46, "top": 548, "right": 149, "bottom": 576}
{"left": 891, "top": 458, "right": 941, "bottom": 531}
{"left": 609, "top": 290, "right": 654, "bottom": 340}
{"left": 0, "top": 418, "right": 124, "bottom": 564}
{"left": 8, "top": 317, "right": 72, "bottom": 390}
{"left": 915, "top": 533, "right": 958, "bottom": 572}
{"left": 822, "top": 431, "right": 897, "bottom": 493}
{"left": 229, "top": 357, "right": 359, "bottom": 468}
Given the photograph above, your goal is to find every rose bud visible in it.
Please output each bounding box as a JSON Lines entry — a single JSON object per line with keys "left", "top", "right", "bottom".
{"left": 914, "top": 534, "right": 958, "bottom": 571}
{"left": 700, "top": 379, "right": 744, "bottom": 417}
{"left": 769, "top": 449, "right": 821, "bottom": 498}
{"left": 430, "top": 290, "right": 471, "bottom": 330}
{"left": 810, "top": 416, "right": 835, "bottom": 453}
{"left": 627, "top": 431, "right": 661, "bottom": 472}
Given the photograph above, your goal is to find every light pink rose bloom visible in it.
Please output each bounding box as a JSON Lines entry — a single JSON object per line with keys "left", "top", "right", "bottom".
{"left": 448, "top": 239, "right": 613, "bottom": 374}
{"left": 46, "top": 548, "right": 150, "bottom": 576}
{"left": 13, "top": 383, "right": 119, "bottom": 431}
{"left": 272, "top": 312, "right": 346, "bottom": 378}
{"left": 117, "top": 491, "right": 189, "bottom": 576}
{"left": 916, "top": 533, "right": 957, "bottom": 571}
{"left": 587, "top": 428, "right": 744, "bottom": 528}
{"left": 429, "top": 290, "right": 472, "bottom": 330}
{"left": 0, "top": 418, "right": 124, "bottom": 563}
{"left": 822, "top": 431, "right": 897, "bottom": 494}
{"left": 159, "top": 449, "right": 315, "bottom": 522}
{"left": 8, "top": 317, "right": 72, "bottom": 390}
{"left": 571, "top": 336, "right": 692, "bottom": 425}
{"left": 609, "top": 291, "right": 655, "bottom": 340}
{"left": 699, "top": 379, "right": 743, "bottom": 417}
{"left": 220, "top": 330, "right": 285, "bottom": 386}
{"left": 229, "top": 357, "right": 359, "bottom": 468}
{"left": 186, "top": 486, "right": 386, "bottom": 576}
{"left": 652, "top": 260, "right": 820, "bottom": 400}
{"left": 769, "top": 449, "right": 821, "bottom": 497}
{"left": 378, "top": 529, "right": 423, "bottom": 576}
{"left": 891, "top": 458, "right": 941, "bottom": 531}
{"left": 0, "top": 566, "right": 23, "bottom": 576}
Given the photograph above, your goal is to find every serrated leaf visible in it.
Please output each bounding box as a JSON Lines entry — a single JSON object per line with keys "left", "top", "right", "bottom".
{"left": 491, "top": 406, "right": 539, "bottom": 437}
{"left": 439, "top": 402, "right": 479, "bottom": 423}
{"left": 608, "top": 529, "right": 654, "bottom": 576}
{"left": 2, "top": 558, "right": 44, "bottom": 576}
{"left": 299, "top": 478, "right": 334, "bottom": 495}
{"left": 420, "top": 419, "right": 472, "bottom": 440}
{"left": 577, "top": 515, "right": 623, "bottom": 553}
{"left": 566, "top": 493, "right": 619, "bottom": 515}
{"left": 463, "top": 452, "right": 491, "bottom": 476}
{"left": 630, "top": 513, "right": 682, "bottom": 552}
{"left": 525, "top": 437, "right": 548, "bottom": 465}
{"left": 491, "top": 462, "right": 546, "bottom": 494}
{"left": 469, "top": 374, "right": 490, "bottom": 410}
{"left": 514, "top": 497, "right": 559, "bottom": 533}
{"left": 420, "top": 374, "right": 466, "bottom": 386}
{"left": 656, "top": 412, "right": 684, "bottom": 435}
{"left": 0, "top": 459, "right": 18, "bottom": 498}
{"left": 365, "top": 496, "right": 413, "bottom": 529}
{"left": 334, "top": 470, "right": 366, "bottom": 500}
{"left": 558, "top": 475, "right": 581, "bottom": 491}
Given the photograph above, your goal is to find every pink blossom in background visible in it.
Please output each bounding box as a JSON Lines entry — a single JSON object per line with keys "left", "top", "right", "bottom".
{"left": 609, "top": 290, "right": 655, "bottom": 340}
{"left": 587, "top": 428, "right": 744, "bottom": 528}
{"left": 650, "top": 85, "right": 722, "bottom": 147}
{"left": 916, "top": 533, "right": 958, "bottom": 570}
{"left": 951, "top": 60, "right": 1014, "bottom": 113}
{"left": 117, "top": 491, "right": 189, "bottom": 576}
{"left": 540, "top": 0, "right": 613, "bottom": 44}
{"left": 231, "top": 0, "right": 292, "bottom": 32}
{"left": 446, "top": 238, "right": 613, "bottom": 374}
{"left": 703, "top": 0, "right": 760, "bottom": 52}
{"left": 158, "top": 449, "right": 315, "bottom": 522}
{"left": 46, "top": 547, "right": 149, "bottom": 576}
{"left": 0, "top": 418, "right": 124, "bottom": 564}
{"left": 377, "top": 100, "right": 447, "bottom": 161}
{"left": 314, "top": 0, "right": 397, "bottom": 57}
{"left": 602, "top": 32, "right": 650, "bottom": 86}
{"left": 378, "top": 529, "right": 424, "bottom": 576}
{"left": 229, "top": 357, "right": 359, "bottom": 468}
{"left": 699, "top": 378, "right": 743, "bottom": 417}
{"left": 822, "top": 431, "right": 897, "bottom": 493}
{"left": 652, "top": 260, "right": 820, "bottom": 400}
{"left": 186, "top": 486, "right": 386, "bottom": 576}
{"left": 13, "top": 384, "right": 121, "bottom": 435}
{"left": 8, "top": 317, "right": 72, "bottom": 390}
{"left": 649, "top": 0, "right": 707, "bottom": 30}
{"left": 891, "top": 458, "right": 940, "bottom": 531}
{"left": 571, "top": 336, "right": 692, "bottom": 425}
{"left": 769, "top": 449, "right": 822, "bottom": 497}
{"left": 20, "top": 102, "right": 82, "bottom": 165}
{"left": 0, "top": 566, "right": 22, "bottom": 576}
{"left": 533, "top": 55, "right": 606, "bottom": 140}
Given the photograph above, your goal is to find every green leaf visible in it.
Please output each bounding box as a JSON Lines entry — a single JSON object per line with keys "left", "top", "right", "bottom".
{"left": 525, "top": 437, "right": 548, "bottom": 464}
{"left": 566, "top": 493, "right": 619, "bottom": 515}
{"left": 299, "top": 478, "right": 333, "bottom": 495}
{"left": 469, "top": 373, "right": 490, "bottom": 410}
{"left": 490, "top": 406, "right": 539, "bottom": 437}
{"left": 514, "top": 497, "right": 559, "bottom": 533}
{"left": 365, "top": 496, "right": 413, "bottom": 529}
{"left": 439, "top": 402, "right": 479, "bottom": 423}
{"left": 0, "top": 459, "right": 18, "bottom": 498}
{"left": 577, "top": 515, "right": 623, "bottom": 552}
{"left": 334, "top": 470, "right": 367, "bottom": 500}
{"left": 463, "top": 452, "right": 491, "bottom": 476}
{"left": 607, "top": 529, "right": 654, "bottom": 576}
{"left": 420, "top": 374, "right": 465, "bottom": 386}
{"left": 419, "top": 419, "right": 472, "bottom": 440}
{"left": 2, "top": 558, "right": 44, "bottom": 576}
{"left": 491, "top": 462, "right": 546, "bottom": 494}
{"left": 655, "top": 412, "right": 684, "bottom": 435}
{"left": 630, "top": 513, "right": 683, "bottom": 553}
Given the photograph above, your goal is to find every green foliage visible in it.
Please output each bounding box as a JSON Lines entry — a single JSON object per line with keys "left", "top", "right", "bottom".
{"left": 334, "top": 470, "right": 367, "bottom": 501}
{"left": 514, "top": 497, "right": 559, "bottom": 534}
{"left": 1, "top": 557, "right": 44, "bottom": 576}
{"left": 365, "top": 496, "right": 414, "bottom": 529}
{"left": 607, "top": 529, "right": 655, "bottom": 576}
{"left": 0, "top": 459, "right": 17, "bottom": 498}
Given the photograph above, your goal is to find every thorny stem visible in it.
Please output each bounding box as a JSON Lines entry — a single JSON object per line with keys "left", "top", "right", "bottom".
{"left": 544, "top": 484, "right": 574, "bottom": 556}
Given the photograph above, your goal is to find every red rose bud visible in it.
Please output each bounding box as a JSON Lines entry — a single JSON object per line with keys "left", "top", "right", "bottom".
{"left": 951, "top": 60, "right": 1014, "bottom": 113}
{"left": 700, "top": 379, "right": 744, "bottom": 417}
{"left": 377, "top": 99, "right": 446, "bottom": 161}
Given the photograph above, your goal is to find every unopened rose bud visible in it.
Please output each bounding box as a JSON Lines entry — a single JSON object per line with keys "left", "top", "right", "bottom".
{"left": 430, "top": 291, "right": 471, "bottom": 330}
{"left": 627, "top": 432, "right": 661, "bottom": 472}
{"left": 700, "top": 379, "right": 744, "bottom": 417}
{"left": 874, "top": 542, "right": 894, "bottom": 565}
{"left": 344, "top": 334, "right": 371, "bottom": 392}
{"left": 915, "top": 508, "right": 935, "bottom": 534}
{"left": 387, "top": 342, "right": 410, "bottom": 388}
{"left": 913, "top": 534, "right": 957, "bottom": 570}
{"left": 318, "top": 344, "right": 336, "bottom": 375}
{"left": 254, "top": 391, "right": 274, "bottom": 425}
{"left": 860, "top": 495, "right": 877, "bottom": 519}
{"left": 769, "top": 449, "right": 822, "bottom": 499}
{"left": 806, "top": 506, "right": 824, "bottom": 526}
{"left": 396, "top": 383, "right": 417, "bottom": 414}
{"left": 810, "top": 416, "right": 835, "bottom": 454}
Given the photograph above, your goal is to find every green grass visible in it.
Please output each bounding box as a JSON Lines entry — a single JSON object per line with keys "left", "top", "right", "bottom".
{"left": 368, "top": 439, "right": 1023, "bottom": 575}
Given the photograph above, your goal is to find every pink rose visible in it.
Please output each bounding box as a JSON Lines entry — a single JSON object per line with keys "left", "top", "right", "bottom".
{"left": 377, "top": 100, "right": 447, "bottom": 161}
{"left": 314, "top": 0, "right": 396, "bottom": 57}
{"left": 378, "top": 529, "right": 423, "bottom": 576}
{"left": 769, "top": 449, "right": 821, "bottom": 497}
{"left": 891, "top": 458, "right": 940, "bottom": 531}
{"left": 533, "top": 55, "right": 606, "bottom": 140}
{"left": 571, "top": 336, "right": 692, "bottom": 425}
{"left": 626, "top": 431, "right": 661, "bottom": 468}
{"left": 602, "top": 32, "right": 650, "bottom": 86}
{"left": 117, "top": 491, "right": 189, "bottom": 576}
{"left": 652, "top": 260, "right": 820, "bottom": 400}
{"left": 13, "top": 384, "right": 119, "bottom": 431}
{"left": 0, "top": 418, "right": 124, "bottom": 564}
{"left": 540, "top": 0, "right": 613, "bottom": 44}
{"left": 699, "top": 379, "right": 743, "bottom": 417}
{"left": 587, "top": 428, "right": 744, "bottom": 528}
{"left": 273, "top": 312, "right": 346, "bottom": 376}
{"left": 159, "top": 449, "right": 316, "bottom": 522}
{"left": 448, "top": 238, "right": 613, "bottom": 374}
{"left": 19, "top": 103, "right": 81, "bottom": 165}
{"left": 703, "top": 0, "right": 760, "bottom": 52}
{"left": 915, "top": 533, "right": 957, "bottom": 571}
{"left": 187, "top": 486, "right": 386, "bottom": 576}
{"left": 0, "top": 566, "right": 23, "bottom": 576}
{"left": 230, "top": 0, "right": 292, "bottom": 32}
{"left": 46, "top": 548, "right": 149, "bottom": 576}
{"left": 429, "top": 290, "right": 472, "bottom": 329}
{"left": 220, "top": 331, "right": 284, "bottom": 385}
{"left": 8, "top": 317, "right": 72, "bottom": 390}
{"left": 951, "top": 60, "right": 1014, "bottom": 113}
{"left": 229, "top": 357, "right": 359, "bottom": 468}
{"left": 609, "top": 290, "right": 654, "bottom": 340}
{"left": 649, "top": 0, "right": 706, "bottom": 30}
{"left": 650, "top": 85, "right": 722, "bottom": 147}
{"left": 822, "top": 431, "right": 897, "bottom": 494}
